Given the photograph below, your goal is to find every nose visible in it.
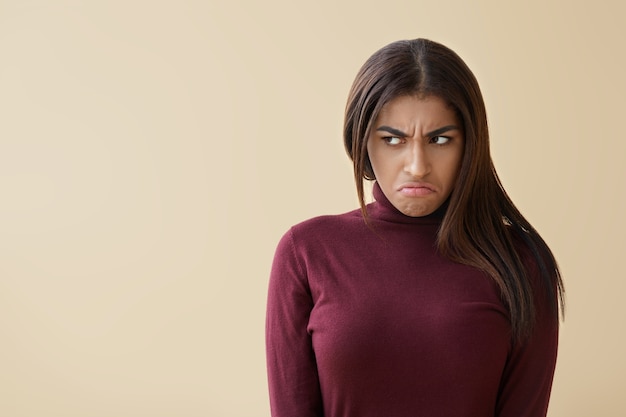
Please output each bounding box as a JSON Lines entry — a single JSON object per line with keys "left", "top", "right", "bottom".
{"left": 404, "top": 142, "right": 430, "bottom": 178}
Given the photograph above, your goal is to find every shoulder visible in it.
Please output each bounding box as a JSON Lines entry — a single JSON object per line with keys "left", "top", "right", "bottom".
{"left": 287, "top": 208, "right": 365, "bottom": 241}
{"left": 508, "top": 225, "right": 562, "bottom": 317}
{"left": 270, "top": 209, "right": 365, "bottom": 286}
{"left": 272, "top": 208, "right": 365, "bottom": 260}
{"left": 508, "top": 226, "right": 553, "bottom": 278}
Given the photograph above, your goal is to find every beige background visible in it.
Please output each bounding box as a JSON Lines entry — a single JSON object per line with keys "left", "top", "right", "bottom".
{"left": 1, "top": 0, "right": 624, "bottom": 416}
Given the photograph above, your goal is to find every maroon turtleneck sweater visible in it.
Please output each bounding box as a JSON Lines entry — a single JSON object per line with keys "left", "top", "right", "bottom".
{"left": 265, "top": 183, "right": 558, "bottom": 417}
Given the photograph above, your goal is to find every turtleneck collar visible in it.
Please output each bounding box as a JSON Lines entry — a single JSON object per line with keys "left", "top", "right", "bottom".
{"left": 366, "top": 182, "right": 447, "bottom": 225}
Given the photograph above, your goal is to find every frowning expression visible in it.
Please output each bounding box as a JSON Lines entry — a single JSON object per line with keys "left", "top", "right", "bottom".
{"left": 367, "top": 94, "right": 464, "bottom": 217}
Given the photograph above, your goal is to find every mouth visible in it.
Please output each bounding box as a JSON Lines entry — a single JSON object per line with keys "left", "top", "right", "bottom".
{"left": 398, "top": 182, "right": 436, "bottom": 197}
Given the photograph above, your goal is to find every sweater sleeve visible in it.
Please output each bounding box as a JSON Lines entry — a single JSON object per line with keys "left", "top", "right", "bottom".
{"left": 495, "top": 259, "right": 560, "bottom": 417}
{"left": 265, "top": 228, "right": 323, "bottom": 417}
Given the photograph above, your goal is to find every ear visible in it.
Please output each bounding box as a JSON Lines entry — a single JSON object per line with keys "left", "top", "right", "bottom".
{"left": 363, "top": 156, "right": 376, "bottom": 180}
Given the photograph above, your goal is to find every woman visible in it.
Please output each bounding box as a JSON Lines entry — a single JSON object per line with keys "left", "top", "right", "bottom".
{"left": 266, "top": 38, "right": 564, "bottom": 417}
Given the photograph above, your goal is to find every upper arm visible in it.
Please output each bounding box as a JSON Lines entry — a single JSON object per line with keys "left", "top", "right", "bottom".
{"left": 496, "top": 246, "right": 560, "bottom": 417}
{"left": 265, "top": 229, "right": 323, "bottom": 417}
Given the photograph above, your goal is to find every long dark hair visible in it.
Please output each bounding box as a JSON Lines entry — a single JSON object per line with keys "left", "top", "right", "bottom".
{"left": 344, "top": 38, "right": 564, "bottom": 341}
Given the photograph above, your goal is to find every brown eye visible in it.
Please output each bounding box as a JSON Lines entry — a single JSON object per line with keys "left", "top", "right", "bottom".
{"left": 431, "top": 136, "right": 450, "bottom": 145}
{"left": 383, "top": 136, "right": 402, "bottom": 145}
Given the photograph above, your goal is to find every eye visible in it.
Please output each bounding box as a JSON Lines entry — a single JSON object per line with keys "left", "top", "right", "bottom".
{"left": 430, "top": 136, "right": 451, "bottom": 145}
{"left": 383, "top": 136, "right": 403, "bottom": 145}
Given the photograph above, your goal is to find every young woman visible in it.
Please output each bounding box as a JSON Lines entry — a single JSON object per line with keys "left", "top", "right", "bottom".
{"left": 266, "top": 38, "right": 564, "bottom": 417}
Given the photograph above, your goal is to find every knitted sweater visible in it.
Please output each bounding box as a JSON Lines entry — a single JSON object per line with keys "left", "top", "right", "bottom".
{"left": 266, "top": 183, "right": 558, "bottom": 417}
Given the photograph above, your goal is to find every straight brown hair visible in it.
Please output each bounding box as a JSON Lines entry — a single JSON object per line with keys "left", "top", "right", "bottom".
{"left": 344, "top": 38, "right": 564, "bottom": 341}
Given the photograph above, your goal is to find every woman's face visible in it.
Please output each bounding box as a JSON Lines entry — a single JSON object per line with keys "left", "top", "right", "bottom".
{"left": 367, "top": 94, "right": 464, "bottom": 217}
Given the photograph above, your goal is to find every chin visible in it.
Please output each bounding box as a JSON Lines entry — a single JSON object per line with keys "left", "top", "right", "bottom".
{"left": 398, "top": 203, "right": 434, "bottom": 218}
{"left": 402, "top": 211, "right": 432, "bottom": 218}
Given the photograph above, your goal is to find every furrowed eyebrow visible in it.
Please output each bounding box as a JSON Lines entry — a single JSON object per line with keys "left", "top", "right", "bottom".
{"left": 375, "top": 126, "right": 408, "bottom": 137}
{"left": 376, "top": 124, "right": 460, "bottom": 138}
{"left": 426, "top": 125, "right": 459, "bottom": 137}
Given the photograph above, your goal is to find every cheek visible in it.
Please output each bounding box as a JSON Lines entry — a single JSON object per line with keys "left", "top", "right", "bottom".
{"left": 441, "top": 152, "right": 463, "bottom": 184}
{"left": 369, "top": 152, "right": 397, "bottom": 181}
{"left": 449, "top": 154, "right": 464, "bottom": 185}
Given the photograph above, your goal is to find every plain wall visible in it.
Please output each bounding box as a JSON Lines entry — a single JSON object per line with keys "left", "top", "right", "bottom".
{"left": 1, "top": 1, "right": 624, "bottom": 415}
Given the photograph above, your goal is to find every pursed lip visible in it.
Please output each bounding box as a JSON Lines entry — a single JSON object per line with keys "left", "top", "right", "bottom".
{"left": 397, "top": 181, "right": 437, "bottom": 193}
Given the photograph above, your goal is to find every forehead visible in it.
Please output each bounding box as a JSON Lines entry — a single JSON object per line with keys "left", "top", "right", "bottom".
{"left": 375, "top": 94, "right": 458, "bottom": 125}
